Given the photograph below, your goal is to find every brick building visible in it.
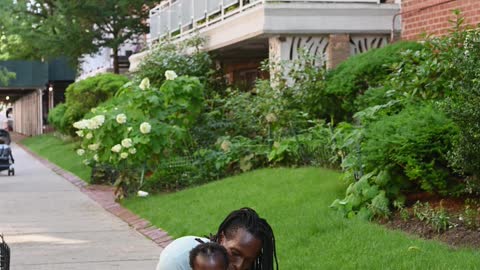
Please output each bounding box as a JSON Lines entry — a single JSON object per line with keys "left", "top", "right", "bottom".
{"left": 402, "top": 0, "right": 480, "bottom": 40}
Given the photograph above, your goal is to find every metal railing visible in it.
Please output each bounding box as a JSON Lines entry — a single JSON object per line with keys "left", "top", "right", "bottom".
{"left": 149, "top": 0, "right": 382, "bottom": 42}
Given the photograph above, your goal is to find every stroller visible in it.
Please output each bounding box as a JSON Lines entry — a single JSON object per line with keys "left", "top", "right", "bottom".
{"left": 0, "top": 130, "right": 10, "bottom": 145}
{"left": 0, "top": 234, "right": 9, "bottom": 270}
{"left": 0, "top": 130, "right": 14, "bottom": 176}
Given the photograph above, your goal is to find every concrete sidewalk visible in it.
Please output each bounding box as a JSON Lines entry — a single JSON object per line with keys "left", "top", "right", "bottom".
{"left": 0, "top": 143, "right": 162, "bottom": 270}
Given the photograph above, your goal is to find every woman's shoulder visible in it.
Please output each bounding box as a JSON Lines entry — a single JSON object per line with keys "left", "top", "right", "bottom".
{"left": 157, "top": 236, "right": 211, "bottom": 270}
{"left": 163, "top": 236, "right": 210, "bottom": 253}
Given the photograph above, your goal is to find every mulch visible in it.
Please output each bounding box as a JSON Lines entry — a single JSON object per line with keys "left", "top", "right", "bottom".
{"left": 379, "top": 194, "right": 480, "bottom": 249}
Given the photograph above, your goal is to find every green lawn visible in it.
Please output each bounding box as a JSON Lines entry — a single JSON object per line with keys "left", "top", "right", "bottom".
{"left": 123, "top": 167, "right": 480, "bottom": 270}
{"left": 21, "top": 134, "right": 91, "bottom": 182}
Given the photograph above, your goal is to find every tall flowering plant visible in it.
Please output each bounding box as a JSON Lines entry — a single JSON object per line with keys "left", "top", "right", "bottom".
{"left": 73, "top": 71, "right": 204, "bottom": 196}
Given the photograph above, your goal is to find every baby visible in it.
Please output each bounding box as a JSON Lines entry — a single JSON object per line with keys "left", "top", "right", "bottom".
{"left": 189, "top": 242, "right": 229, "bottom": 270}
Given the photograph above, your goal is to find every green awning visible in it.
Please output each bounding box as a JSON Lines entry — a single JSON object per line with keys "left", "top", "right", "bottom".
{"left": 0, "top": 59, "right": 75, "bottom": 88}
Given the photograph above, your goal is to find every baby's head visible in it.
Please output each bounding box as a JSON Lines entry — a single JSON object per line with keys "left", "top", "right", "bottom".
{"left": 189, "top": 242, "right": 229, "bottom": 270}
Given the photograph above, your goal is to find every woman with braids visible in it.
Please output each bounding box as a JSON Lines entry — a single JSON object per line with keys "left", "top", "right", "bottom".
{"left": 156, "top": 207, "right": 279, "bottom": 270}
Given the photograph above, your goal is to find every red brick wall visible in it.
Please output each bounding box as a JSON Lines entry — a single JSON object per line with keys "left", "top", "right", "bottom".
{"left": 402, "top": 0, "right": 480, "bottom": 40}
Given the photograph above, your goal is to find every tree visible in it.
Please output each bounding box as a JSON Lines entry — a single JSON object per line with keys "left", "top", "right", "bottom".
{"left": 76, "top": 0, "right": 156, "bottom": 73}
{"left": 0, "top": 0, "right": 156, "bottom": 73}
{"left": 0, "top": 0, "right": 97, "bottom": 66}
{"left": 0, "top": 68, "right": 15, "bottom": 86}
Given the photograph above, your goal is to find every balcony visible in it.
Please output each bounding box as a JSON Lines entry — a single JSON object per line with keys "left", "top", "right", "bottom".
{"left": 149, "top": 0, "right": 397, "bottom": 44}
{"left": 129, "top": 0, "right": 400, "bottom": 72}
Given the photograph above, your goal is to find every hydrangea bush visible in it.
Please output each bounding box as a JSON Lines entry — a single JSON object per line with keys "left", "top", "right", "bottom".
{"left": 73, "top": 71, "right": 204, "bottom": 196}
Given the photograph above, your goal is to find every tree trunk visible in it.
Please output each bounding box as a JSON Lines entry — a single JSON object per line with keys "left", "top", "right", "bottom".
{"left": 113, "top": 47, "right": 119, "bottom": 74}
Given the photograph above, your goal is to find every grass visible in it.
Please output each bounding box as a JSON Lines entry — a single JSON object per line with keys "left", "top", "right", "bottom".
{"left": 123, "top": 167, "right": 480, "bottom": 270}
{"left": 21, "top": 134, "right": 91, "bottom": 182}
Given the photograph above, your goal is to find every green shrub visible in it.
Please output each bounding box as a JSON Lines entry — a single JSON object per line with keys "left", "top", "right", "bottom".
{"left": 362, "top": 103, "right": 458, "bottom": 193}
{"left": 59, "top": 73, "right": 129, "bottom": 135}
{"left": 447, "top": 86, "right": 480, "bottom": 182}
{"left": 143, "top": 135, "right": 270, "bottom": 191}
{"left": 47, "top": 103, "right": 68, "bottom": 132}
{"left": 267, "top": 50, "right": 329, "bottom": 120}
{"left": 190, "top": 79, "right": 316, "bottom": 148}
{"left": 324, "top": 41, "right": 424, "bottom": 121}
{"left": 74, "top": 74, "right": 204, "bottom": 196}
{"left": 268, "top": 122, "right": 337, "bottom": 168}
{"left": 443, "top": 29, "right": 480, "bottom": 181}
{"left": 134, "top": 38, "right": 214, "bottom": 91}
{"left": 332, "top": 103, "right": 459, "bottom": 219}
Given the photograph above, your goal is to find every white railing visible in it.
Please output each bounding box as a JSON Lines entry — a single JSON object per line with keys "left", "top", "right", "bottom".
{"left": 149, "top": 0, "right": 382, "bottom": 42}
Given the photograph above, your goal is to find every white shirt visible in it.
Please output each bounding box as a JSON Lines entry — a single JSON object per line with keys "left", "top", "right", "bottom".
{"left": 156, "top": 236, "right": 210, "bottom": 270}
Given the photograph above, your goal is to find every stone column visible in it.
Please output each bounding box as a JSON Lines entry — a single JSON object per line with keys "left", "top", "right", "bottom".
{"left": 327, "top": 34, "right": 351, "bottom": 70}
{"left": 268, "top": 36, "right": 287, "bottom": 84}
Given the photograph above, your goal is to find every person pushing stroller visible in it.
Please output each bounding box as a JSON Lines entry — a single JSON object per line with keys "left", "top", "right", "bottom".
{"left": 0, "top": 138, "right": 14, "bottom": 176}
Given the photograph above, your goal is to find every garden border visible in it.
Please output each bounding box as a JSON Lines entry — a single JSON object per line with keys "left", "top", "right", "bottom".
{"left": 15, "top": 139, "right": 174, "bottom": 248}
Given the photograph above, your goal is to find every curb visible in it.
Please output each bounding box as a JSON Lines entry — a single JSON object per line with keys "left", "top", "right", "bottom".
{"left": 15, "top": 141, "right": 174, "bottom": 248}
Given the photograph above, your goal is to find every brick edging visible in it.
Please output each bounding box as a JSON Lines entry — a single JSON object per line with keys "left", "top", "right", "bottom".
{"left": 15, "top": 141, "right": 173, "bottom": 248}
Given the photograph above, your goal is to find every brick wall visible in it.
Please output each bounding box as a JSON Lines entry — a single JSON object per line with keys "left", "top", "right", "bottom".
{"left": 402, "top": 0, "right": 480, "bottom": 40}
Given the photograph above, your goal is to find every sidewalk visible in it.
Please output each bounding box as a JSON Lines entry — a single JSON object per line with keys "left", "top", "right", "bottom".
{"left": 0, "top": 143, "right": 163, "bottom": 270}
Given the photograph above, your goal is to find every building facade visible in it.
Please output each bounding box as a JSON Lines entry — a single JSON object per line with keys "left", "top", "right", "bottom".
{"left": 78, "top": 43, "right": 140, "bottom": 80}
{"left": 130, "top": 0, "right": 402, "bottom": 87}
{"left": 402, "top": 0, "right": 480, "bottom": 40}
{"left": 0, "top": 59, "right": 75, "bottom": 136}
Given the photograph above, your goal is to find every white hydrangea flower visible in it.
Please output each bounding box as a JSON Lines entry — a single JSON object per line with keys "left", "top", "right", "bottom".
{"left": 165, "top": 70, "right": 178, "bottom": 80}
{"left": 265, "top": 113, "right": 277, "bottom": 123}
{"left": 137, "top": 190, "right": 149, "bottom": 197}
{"left": 76, "top": 149, "right": 85, "bottom": 156}
{"left": 116, "top": 113, "right": 127, "bottom": 124}
{"left": 76, "top": 130, "right": 84, "bottom": 137}
{"left": 121, "top": 138, "right": 133, "bottom": 148}
{"left": 80, "top": 115, "right": 105, "bottom": 130}
{"left": 220, "top": 140, "right": 231, "bottom": 152}
{"left": 73, "top": 119, "right": 89, "bottom": 130}
{"left": 120, "top": 152, "right": 128, "bottom": 159}
{"left": 129, "top": 148, "right": 136, "bottom": 154}
{"left": 92, "top": 115, "right": 105, "bottom": 126}
{"left": 88, "top": 143, "right": 100, "bottom": 151}
{"left": 86, "top": 119, "right": 97, "bottom": 130}
{"left": 139, "top": 77, "right": 150, "bottom": 90}
{"left": 140, "top": 122, "right": 151, "bottom": 134}
{"left": 111, "top": 144, "right": 122, "bottom": 153}
{"left": 93, "top": 154, "right": 99, "bottom": 161}
{"left": 83, "top": 159, "right": 90, "bottom": 166}
{"left": 85, "top": 132, "right": 93, "bottom": 139}
{"left": 127, "top": 127, "right": 133, "bottom": 132}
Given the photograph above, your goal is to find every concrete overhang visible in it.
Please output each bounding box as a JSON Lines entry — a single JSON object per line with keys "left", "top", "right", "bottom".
{"left": 202, "top": 3, "right": 399, "bottom": 50}
{"left": 263, "top": 3, "right": 401, "bottom": 34}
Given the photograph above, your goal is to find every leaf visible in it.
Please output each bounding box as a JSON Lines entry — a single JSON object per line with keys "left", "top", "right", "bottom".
{"left": 408, "top": 246, "right": 421, "bottom": 252}
{"left": 147, "top": 95, "right": 160, "bottom": 105}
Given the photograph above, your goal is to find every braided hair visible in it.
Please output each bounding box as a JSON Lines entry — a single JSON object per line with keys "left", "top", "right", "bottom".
{"left": 189, "top": 242, "right": 229, "bottom": 270}
{"left": 211, "top": 207, "right": 279, "bottom": 270}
